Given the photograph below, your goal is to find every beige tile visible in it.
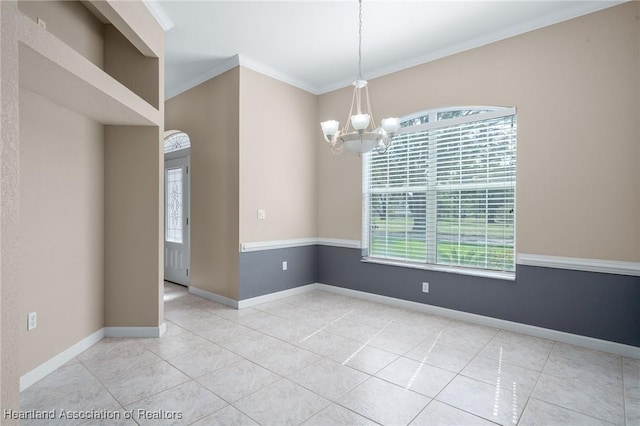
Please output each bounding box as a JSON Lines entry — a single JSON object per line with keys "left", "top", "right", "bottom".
{"left": 197, "top": 359, "right": 280, "bottom": 403}
{"left": 234, "top": 379, "right": 330, "bottom": 425}
{"left": 211, "top": 306, "right": 261, "bottom": 321}
{"left": 77, "top": 338, "right": 160, "bottom": 372}
{"left": 289, "top": 358, "right": 369, "bottom": 400}
{"left": 163, "top": 342, "right": 242, "bottom": 378}
{"left": 193, "top": 319, "right": 254, "bottom": 345}
{"left": 236, "top": 310, "right": 289, "bottom": 330}
{"left": 260, "top": 317, "right": 318, "bottom": 343}
{"left": 217, "top": 328, "right": 282, "bottom": 359}
{"left": 251, "top": 341, "right": 322, "bottom": 376}
{"left": 324, "top": 318, "right": 383, "bottom": 343}
{"left": 626, "top": 396, "right": 640, "bottom": 426}
{"left": 343, "top": 309, "right": 397, "bottom": 328}
{"left": 368, "top": 323, "right": 431, "bottom": 355}
{"left": 376, "top": 356, "right": 455, "bottom": 398}
{"left": 437, "top": 321, "right": 499, "bottom": 354}
{"left": 519, "top": 398, "right": 615, "bottom": 426}
{"left": 479, "top": 330, "right": 554, "bottom": 372}
{"left": 191, "top": 405, "right": 259, "bottom": 426}
{"left": 21, "top": 362, "right": 124, "bottom": 426}
{"left": 302, "top": 403, "right": 377, "bottom": 426}
{"left": 461, "top": 354, "right": 541, "bottom": 397}
{"left": 623, "top": 357, "right": 640, "bottom": 399}
{"left": 533, "top": 373, "right": 625, "bottom": 425}
{"left": 142, "top": 330, "right": 215, "bottom": 359}
{"left": 330, "top": 343, "right": 399, "bottom": 375}
{"left": 410, "top": 400, "right": 496, "bottom": 426}
{"left": 126, "top": 380, "right": 226, "bottom": 425}
{"left": 436, "top": 375, "right": 527, "bottom": 425}
{"left": 296, "top": 330, "right": 360, "bottom": 357}
{"left": 92, "top": 360, "right": 190, "bottom": 406}
{"left": 544, "top": 342, "right": 622, "bottom": 385}
{"left": 406, "top": 341, "right": 476, "bottom": 373}
{"left": 338, "top": 377, "right": 430, "bottom": 425}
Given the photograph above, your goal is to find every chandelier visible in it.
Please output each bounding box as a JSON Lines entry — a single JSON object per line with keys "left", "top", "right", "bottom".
{"left": 320, "top": 0, "right": 399, "bottom": 155}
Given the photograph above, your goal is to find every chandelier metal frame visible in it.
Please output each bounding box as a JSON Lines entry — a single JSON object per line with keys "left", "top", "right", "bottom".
{"left": 320, "top": 0, "right": 399, "bottom": 155}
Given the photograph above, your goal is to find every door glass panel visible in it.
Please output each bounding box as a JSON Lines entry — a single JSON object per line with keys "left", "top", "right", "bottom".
{"left": 166, "top": 167, "right": 183, "bottom": 243}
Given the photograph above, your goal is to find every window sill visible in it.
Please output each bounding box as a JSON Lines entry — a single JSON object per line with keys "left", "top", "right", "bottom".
{"left": 361, "top": 257, "right": 516, "bottom": 281}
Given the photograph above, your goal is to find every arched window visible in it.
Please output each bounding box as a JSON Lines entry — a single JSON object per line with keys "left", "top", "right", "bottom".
{"left": 164, "top": 130, "right": 191, "bottom": 154}
{"left": 363, "top": 106, "right": 517, "bottom": 276}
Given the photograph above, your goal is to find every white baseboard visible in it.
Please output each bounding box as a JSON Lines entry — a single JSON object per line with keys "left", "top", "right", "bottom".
{"left": 315, "top": 284, "right": 640, "bottom": 359}
{"left": 189, "top": 284, "right": 319, "bottom": 309}
{"left": 238, "top": 284, "right": 319, "bottom": 309}
{"left": 187, "top": 281, "right": 639, "bottom": 358}
{"left": 189, "top": 286, "right": 239, "bottom": 309}
{"left": 20, "top": 328, "right": 105, "bottom": 391}
{"left": 20, "top": 323, "right": 167, "bottom": 392}
{"left": 105, "top": 323, "right": 166, "bottom": 338}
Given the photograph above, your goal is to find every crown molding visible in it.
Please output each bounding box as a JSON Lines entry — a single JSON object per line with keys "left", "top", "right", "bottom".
{"left": 143, "top": 0, "right": 174, "bottom": 31}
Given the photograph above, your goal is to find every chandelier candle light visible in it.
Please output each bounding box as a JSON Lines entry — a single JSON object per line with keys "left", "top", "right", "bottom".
{"left": 320, "top": 0, "right": 399, "bottom": 155}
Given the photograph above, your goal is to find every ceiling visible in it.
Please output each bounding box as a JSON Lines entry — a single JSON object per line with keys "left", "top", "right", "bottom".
{"left": 148, "top": 1, "right": 624, "bottom": 99}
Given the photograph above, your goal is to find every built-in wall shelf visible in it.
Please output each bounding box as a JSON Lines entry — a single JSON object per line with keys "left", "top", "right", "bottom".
{"left": 17, "top": 12, "right": 160, "bottom": 126}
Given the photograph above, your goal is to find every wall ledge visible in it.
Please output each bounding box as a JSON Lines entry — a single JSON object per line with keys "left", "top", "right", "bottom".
{"left": 240, "top": 238, "right": 318, "bottom": 252}
{"left": 517, "top": 253, "right": 640, "bottom": 277}
{"left": 240, "top": 238, "right": 360, "bottom": 252}
{"left": 240, "top": 239, "right": 639, "bottom": 277}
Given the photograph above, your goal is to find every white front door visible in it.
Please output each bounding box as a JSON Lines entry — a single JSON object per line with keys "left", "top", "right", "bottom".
{"left": 164, "top": 156, "right": 189, "bottom": 285}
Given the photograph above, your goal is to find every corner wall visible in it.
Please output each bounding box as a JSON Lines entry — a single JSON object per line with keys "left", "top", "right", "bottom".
{"left": 238, "top": 67, "right": 318, "bottom": 299}
{"left": 1, "top": 0, "right": 21, "bottom": 415}
{"left": 318, "top": 2, "right": 640, "bottom": 262}
{"left": 19, "top": 89, "right": 104, "bottom": 373}
{"left": 104, "top": 126, "right": 162, "bottom": 327}
{"left": 165, "top": 68, "right": 241, "bottom": 300}
{"left": 316, "top": 2, "right": 640, "bottom": 347}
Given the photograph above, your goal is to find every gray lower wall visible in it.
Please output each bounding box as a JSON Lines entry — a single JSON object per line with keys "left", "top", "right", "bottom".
{"left": 239, "top": 245, "right": 318, "bottom": 300}
{"left": 317, "top": 245, "right": 640, "bottom": 347}
{"left": 237, "top": 244, "right": 639, "bottom": 347}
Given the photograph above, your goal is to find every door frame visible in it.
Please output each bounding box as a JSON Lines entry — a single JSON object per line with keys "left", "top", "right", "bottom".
{"left": 164, "top": 148, "right": 190, "bottom": 286}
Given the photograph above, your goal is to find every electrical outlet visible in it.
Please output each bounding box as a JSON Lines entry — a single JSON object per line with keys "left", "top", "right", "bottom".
{"left": 282, "top": 261, "right": 288, "bottom": 271}
{"left": 28, "top": 312, "right": 37, "bottom": 331}
{"left": 257, "top": 209, "right": 266, "bottom": 220}
{"left": 422, "top": 282, "right": 429, "bottom": 293}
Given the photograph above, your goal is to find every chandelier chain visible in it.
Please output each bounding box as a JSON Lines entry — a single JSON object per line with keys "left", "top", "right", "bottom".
{"left": 358, "top": 0, "right": 363, "bottom": 82}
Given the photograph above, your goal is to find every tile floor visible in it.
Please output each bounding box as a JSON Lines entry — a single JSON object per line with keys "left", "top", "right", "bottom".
{"left": 20, "top": 282, "right": 639, "bottom": 425}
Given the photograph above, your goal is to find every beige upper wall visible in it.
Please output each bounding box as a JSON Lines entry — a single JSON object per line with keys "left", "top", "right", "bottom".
{"left": 318, "top": 2, "right": 640, "bottom": 262}
{"left": 165, "top": 68, "right": 240, "bottom": 299}
{"left": 104, "top": 126, "right": 163, "bottom": 327}
{"left": 104, "top": 24, "right": 160, "bottom": 109}
{"left": 18, "top": 0, "right": 104, "bottom": 68}
{"left": 239, "top": 67, "right": 318, "bottom": 243}
{"left": 19, "top": 88, "right": 104, "bottom": 373}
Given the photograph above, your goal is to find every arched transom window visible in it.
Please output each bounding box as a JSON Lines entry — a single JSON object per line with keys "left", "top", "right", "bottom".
{"left": 164, "top": 130, "right": 191, "bottom": 154}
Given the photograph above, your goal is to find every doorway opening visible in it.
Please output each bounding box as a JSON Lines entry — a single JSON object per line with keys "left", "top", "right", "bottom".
{"left": 164, "top": 130, "right": 191, "bottom": 286}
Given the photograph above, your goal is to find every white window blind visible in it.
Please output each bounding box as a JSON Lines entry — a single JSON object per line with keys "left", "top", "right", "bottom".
{"left": 363, "top": 107, "right": 517, "bottom": 273}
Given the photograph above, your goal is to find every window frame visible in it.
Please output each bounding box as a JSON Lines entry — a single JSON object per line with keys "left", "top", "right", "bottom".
{"left": 362, "top": 106, "right": 517, "bottom": 280}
